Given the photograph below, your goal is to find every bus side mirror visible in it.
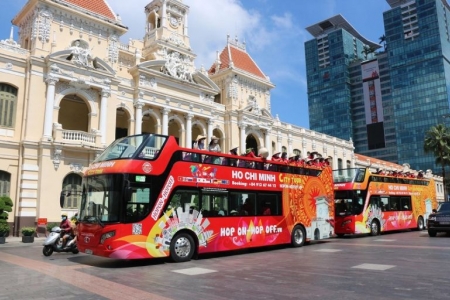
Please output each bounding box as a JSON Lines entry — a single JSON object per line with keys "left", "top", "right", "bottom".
{"left": 124, "top": 180, "right": 132, "bottom": 200}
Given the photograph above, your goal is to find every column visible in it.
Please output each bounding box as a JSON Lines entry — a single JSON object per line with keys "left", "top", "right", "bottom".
{"left": 184, "top": 13, "right": 189, "bottom": 35}
{"left": 288, "top": 134, "right": 293, "bottom": 155}
{"left": 161, "top": 107, "right": 170, "bottom": 135}
{"left": 333, "top": 146, "right": 338, "bottom": 170}
{"left": 134, "top": 100, "right": 144, "bottom": 134}
{"left": 185, "top": 113, "right": 193, "bottom": 148}
{"left": 350, "top": 152, "right": 356, "bottom": 168}
{"left": 43, "top": 76, "right": 59, "bottom": 139}
{"left": 277, "top": 135, "right": 282, "bottom": 153}
{"left": 161, "top": 0, "right": 167, "bottom": 27}
{"left": 302, "top": 138, "right": 307, "bottom": 159}
{"left": 99, "top": 89, "right": 110, "bottom": 145}
{"left": 207, "top": 119, "right": 214, "bottom": 142}
{"left": 264, "top": 129, "right": 271, "bottom": 157}
{"left": 239, "top": 123, "right": 246, "bottom": 154}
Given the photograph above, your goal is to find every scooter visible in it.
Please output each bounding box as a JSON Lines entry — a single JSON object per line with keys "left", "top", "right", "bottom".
{"left": 42, "top": 226, "right": 79, "bottom": 256}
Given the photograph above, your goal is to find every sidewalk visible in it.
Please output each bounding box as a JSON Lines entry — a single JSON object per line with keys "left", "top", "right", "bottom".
{"left": 0, "top": 236, "right": 46, "bottom": 247}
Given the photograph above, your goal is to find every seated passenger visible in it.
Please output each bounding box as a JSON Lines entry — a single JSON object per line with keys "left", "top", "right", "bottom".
{"left": 271, "top": 152, "right": 281, "bottom": 162}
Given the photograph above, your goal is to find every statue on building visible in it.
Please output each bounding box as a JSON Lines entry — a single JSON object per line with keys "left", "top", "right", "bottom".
{"left": 161, "top": 50, "right": 193, "bottom": 82}
{"left": 67, "top": 40, "right": 93, "bottom": 68}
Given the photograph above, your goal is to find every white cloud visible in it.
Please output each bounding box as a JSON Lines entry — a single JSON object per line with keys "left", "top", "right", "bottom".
{"left": 271, "top": 13, "right": 293, "bottom": 29}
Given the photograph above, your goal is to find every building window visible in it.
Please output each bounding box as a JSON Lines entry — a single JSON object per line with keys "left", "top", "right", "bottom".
{"left": 0, "top": 171, "right": 11, "bottom": 196}
{"left": 62, "top": 173, "right": 82, "bottom": 209}
{"left": 0, "top": 84, "right": 18, "bottom": 128}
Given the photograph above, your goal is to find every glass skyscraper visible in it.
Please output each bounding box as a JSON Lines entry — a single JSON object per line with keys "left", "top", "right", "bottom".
{"left": 305, "top": 0, "right": 450, "bottom": 174}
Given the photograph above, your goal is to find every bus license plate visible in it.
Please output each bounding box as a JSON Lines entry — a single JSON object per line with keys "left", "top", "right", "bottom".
{"left": 85, "top": 249, "right": 93, "bottom": 255}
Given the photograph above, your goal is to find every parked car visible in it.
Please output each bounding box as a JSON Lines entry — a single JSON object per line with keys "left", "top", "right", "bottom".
{"left": 427, "top": 202, "right": 450, "bottom": 237}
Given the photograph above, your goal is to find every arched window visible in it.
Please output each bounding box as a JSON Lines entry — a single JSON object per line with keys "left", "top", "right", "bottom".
{"left": 62, "top": 173, "right": 82, "bottom": 209}
{"left": 0, "top": 84, "right": 18, "bottom": 128}
{"left": 0, "top": 171, "right": 11, "bottom": 196}
{"left": 293, "top": 149, "right": 301, "bottom": 156}
{"left": 281, "top": 146, "right": 287, "bottom": 153}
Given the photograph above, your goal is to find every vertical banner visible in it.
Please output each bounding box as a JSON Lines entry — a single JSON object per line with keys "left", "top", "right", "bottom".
{"left": 362, "top": 60, "right": 383, "bottom": 125}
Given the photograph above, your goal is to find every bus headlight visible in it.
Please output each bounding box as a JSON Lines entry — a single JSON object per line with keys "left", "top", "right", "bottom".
{"left": 100, "top": 231, "right": 116, "bottom": 244}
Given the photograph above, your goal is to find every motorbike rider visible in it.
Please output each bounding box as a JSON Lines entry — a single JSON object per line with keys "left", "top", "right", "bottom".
{"left": 60, "top": 213, "right": 73, "bottom": 248}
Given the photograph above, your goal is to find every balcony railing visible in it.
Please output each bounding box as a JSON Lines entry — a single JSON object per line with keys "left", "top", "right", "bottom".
{"left": 53, "top": 124, "right": 98, "bottom": 146}
{"left": 62, "top": 130, "right": 96, "bottom": 144}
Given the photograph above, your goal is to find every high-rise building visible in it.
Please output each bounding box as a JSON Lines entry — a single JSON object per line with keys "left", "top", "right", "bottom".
{"left": 305, "top": 0, "right": 450, "bottom": 174}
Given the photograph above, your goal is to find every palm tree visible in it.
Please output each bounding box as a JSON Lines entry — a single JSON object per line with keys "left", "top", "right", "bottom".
{"left": 361, "top": 45, "right": 376, "bottom": 59}
{"left": 424, "top": 124, "right": 450, "bottom": 200}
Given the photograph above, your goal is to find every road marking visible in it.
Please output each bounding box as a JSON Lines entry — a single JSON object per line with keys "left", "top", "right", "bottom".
{"left": 0, "top": 252, "right": 172, "bottom": 300}
{"left": 352, "top": 263, "right": 395, "bottom": 271}
{"left": 314, "top": 249, "right": 342, "bottom": 252}
{"left": 336, "top": 242, "right": 450, "bottom": 250}
{"left": 172, "top": 267, "right": 217, "bottom": 275}
{"left": 374, "top": 239, "right": 396, "bottom": 242}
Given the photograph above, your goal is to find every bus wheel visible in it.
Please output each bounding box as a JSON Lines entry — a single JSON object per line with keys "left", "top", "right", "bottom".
{"left": 428, "top": 230, "right": 437, "bottom": 237}
{"left": 170, "top": 232, "right": 195, "bottom": 262}
{"left": 291, "top": 225, "right": 305, "bottom": 247}
{"left": 417, "top": 217, "right": 425, "bottom": 231}
{"left": 370, "top": 220, "right": 379, "bottom": 236}
{"left": 314, "top": 228, "right": 320, "bottom": 240}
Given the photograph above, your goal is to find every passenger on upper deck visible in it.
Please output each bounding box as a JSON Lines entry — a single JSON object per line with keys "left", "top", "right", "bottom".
{"left": 193, "top": 135, "right": 206, "bottom": 150}
{"left": 281, "top": 152, "right": 288, "bottom": 163}
{"left": 271, "top": 152, "right": 281, "bottom": 162}
{"left": 208, "top": 136, "right": 221, "bottom": 153}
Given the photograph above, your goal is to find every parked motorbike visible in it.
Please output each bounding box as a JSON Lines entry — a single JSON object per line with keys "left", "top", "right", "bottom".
{"left": 42, "top": 226, "right": 79, "bottom": 256}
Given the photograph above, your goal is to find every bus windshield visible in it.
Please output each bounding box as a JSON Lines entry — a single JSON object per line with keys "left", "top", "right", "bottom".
{"left": 79, "top": 174, "right": 123, "bottom": 224}
{"left": 94, "top": 134, "right": 167, "bottom": 162}
{"left": 333, "top": 168, "right": 366, "bottom": 183}
{"left": 334, "top": 190, "right": 365, "bottom": 216}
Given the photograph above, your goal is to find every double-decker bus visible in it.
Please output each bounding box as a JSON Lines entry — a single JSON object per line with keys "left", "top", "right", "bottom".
{"left": 75, "top": 134, "right": 334, "bottom": 261}
{"left": 333, "top": 168, "right": 437, "bottom": 237}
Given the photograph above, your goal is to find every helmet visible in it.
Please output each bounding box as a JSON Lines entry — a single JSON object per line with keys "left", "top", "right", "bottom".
{"left": 61, "top": 213, "right": 68, "bottom": 217}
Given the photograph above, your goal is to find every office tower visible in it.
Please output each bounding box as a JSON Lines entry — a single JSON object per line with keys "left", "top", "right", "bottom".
{"left": 306, "top": 0, "right": 450, "bottom": 173}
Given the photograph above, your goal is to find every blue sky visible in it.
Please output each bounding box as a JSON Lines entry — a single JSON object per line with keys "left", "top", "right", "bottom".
{"left": 0, "top": 0, "right": 392, "bottom": 129}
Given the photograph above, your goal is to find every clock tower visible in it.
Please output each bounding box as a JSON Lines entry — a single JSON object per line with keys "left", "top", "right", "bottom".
{"left": 142, "top": 0, "right": 196, "bottom": 69}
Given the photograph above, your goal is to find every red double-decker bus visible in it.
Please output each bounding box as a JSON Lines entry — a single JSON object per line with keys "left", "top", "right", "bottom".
{"left": 333, "top": 168, "right": 437, "bottom": 237}
{"left": 76, "top": 134, "right": 334, "bottom": 261}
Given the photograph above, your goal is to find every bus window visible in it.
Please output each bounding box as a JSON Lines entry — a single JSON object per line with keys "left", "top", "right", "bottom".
{"left": 389, "top": 196, "right": 400, "bottom": 211}
{"left": 166, "top": 189, "right": 199, "bottom": 216}
{"left": 229, "top": 192, "right": 256, "bottom": 216}
{"left": 369, "top": 196, "right": 380, "bottom": 210}
{"left": 380, "top": 197, "right": 389, "bottom": 211}
{"left": 125, "top": 187, "right": 150, "bottom": 223}
{"left": 201, "top": 190, "right": 228, "bottom": 216}
{"left": 401, "top": 196, "right": 412, "bottom": 211}
{"left": 258, "top": 193, "right": 281, "bottom": 216}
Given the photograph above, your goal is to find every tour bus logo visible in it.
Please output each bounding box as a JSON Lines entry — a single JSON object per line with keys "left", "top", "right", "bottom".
{"left": 151, "top": 175, "right": 175, "bottom": 220}
{"left": 142, "top": 162, "right": 153, "bottom": 173}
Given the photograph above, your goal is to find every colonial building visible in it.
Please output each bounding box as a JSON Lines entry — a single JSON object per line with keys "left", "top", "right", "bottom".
{"left": 0, "top": 0, "right": 367, "bottom": 235}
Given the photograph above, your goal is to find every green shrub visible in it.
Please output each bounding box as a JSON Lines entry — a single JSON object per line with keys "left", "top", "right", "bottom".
{"left": 0, "top": 223, "right": 9, "bottom": 237}
{"left": 21, "top": 227, "right": 36, "bottom": 236}
{"left": 46, "top": 222, "right": 59, "bottom": 232}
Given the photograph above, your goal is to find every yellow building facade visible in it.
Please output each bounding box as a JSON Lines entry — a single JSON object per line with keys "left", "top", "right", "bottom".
{"left": 0, "top": 0, "right": 359, "bottom": 235}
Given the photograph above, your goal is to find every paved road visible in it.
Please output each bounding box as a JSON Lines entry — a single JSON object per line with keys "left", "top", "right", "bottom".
{"left": 1, "top": 231, "right": 450, "bottom": 300}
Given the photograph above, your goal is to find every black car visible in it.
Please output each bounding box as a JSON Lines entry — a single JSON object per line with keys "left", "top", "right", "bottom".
{"left": 427, "top": 202, "right": 450, "bottom": 237}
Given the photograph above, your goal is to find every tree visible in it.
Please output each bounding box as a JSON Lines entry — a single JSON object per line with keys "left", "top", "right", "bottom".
{"left": 424, "top": 124, "right": 450, "bottom": 200}
{"left": 379, "top": 34, "right": 386, "bottom": 50}
{"left": 361, "top": 45, "right": 376, "bottom": 59}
